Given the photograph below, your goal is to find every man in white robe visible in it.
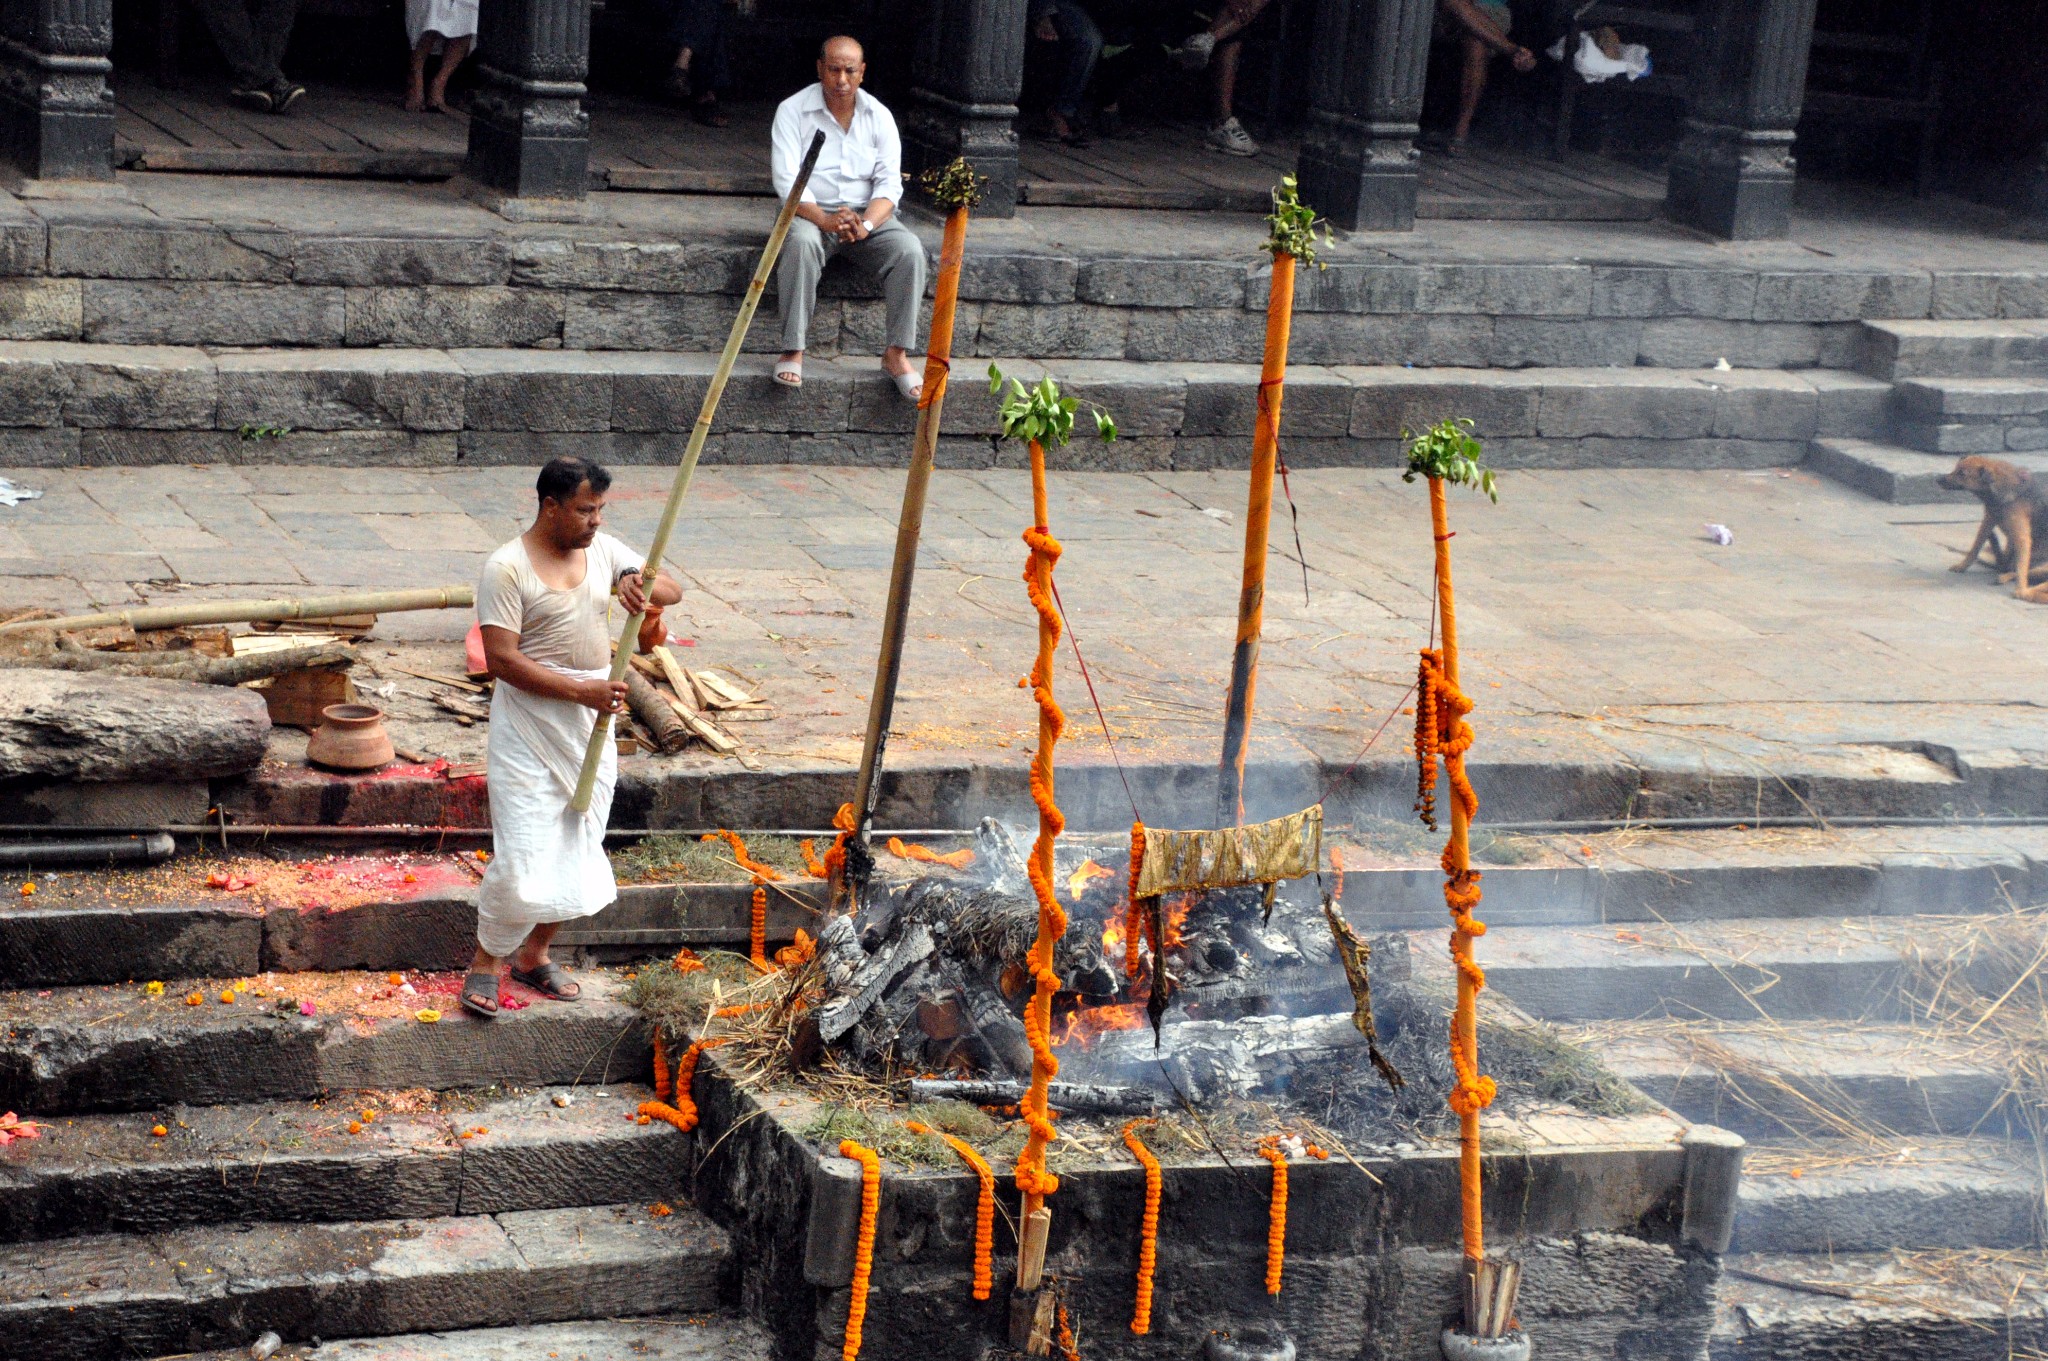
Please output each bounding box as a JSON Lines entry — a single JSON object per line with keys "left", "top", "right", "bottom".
{"left": 462, "top": 456, "right": 681, "bottom": 1017}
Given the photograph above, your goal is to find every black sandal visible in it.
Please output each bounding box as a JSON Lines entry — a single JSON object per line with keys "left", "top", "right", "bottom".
{"left": 510, "top": 959, "right": 582, "bottom": 1001}
{"left": 460, "top": 970, "right": 500, "bottom": 1018}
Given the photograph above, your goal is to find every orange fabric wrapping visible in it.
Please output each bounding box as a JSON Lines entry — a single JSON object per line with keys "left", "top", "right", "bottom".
{"left": 1123, "top": 1118, "right": 1162, "bottom": 1333}
{"left": 1124, "top": 820, "right": 1146, "bottom": 979}
{"left": 840, "top": 1139, "right": 882, "bottom": 1361}
{"left": 884, "top": 836, "right": 976, "bottom": 869}
{"left": 1428, "top": 476, "right": 1493, "bottom": 1263}
{"left": 1014, "top": 437, "right": 1068, "bottom": 1212}
{"left": 907, "top": 1120, "right": 996, "bottom": 1300}
{"left": 920, "top": 205, "right": 968, "bottom": 412}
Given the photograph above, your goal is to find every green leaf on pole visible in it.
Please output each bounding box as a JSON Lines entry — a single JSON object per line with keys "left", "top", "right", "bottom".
{"left": 1265, "top": 174, "right": 1334, "bottom": 268}
{"left": 1401, "top": 417, "right": 1499, "bottom": 502}
{"left": 988, "top": 362, "right": 1119, "bottom": 450}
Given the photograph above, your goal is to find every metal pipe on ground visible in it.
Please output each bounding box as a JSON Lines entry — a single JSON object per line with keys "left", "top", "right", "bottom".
{"left": 0, "top": 587, "right": 475, "bottom": 635}
{"left": 0, "top": 832, "right": 175, "bottom": 866}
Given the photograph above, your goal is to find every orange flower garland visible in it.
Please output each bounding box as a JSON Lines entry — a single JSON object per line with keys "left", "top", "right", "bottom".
{"left": 885, "top": 836, "right": 976, "bottom": 870}
{"left": 840, "top": 1138, "right": 882, "bottom": 1361}
{"left": 711, "top": 1001, "right": 771, "bottom": 1019}
{"left": 1015, "top": 437, "right": 1069, "bottom": 1212}
{"left": 1123, "top": 820, "right": 1146, "bottom": 979}
{"left": 703, "top": 829, "right": 783, "bottom": 970}
{"left": 1258, "top": 1140, "right": 1288, "bottom": 1295}
{"left": 820, "top": 801, "right": 858, "bottom": 882}
{"left": 636, "top": 1036, "right": 727, "bottom": 1133}
{"left": 1056, "top": 1298, "right": 1081, "bottom": 1361}
{"left": 802, "top": 839, "right": 828, "bottom": 877}
{"left": 775, "top": 928, "right": 817, "bottom": 970}
{"left": 1122, "top": 1118, "right": 1162, "bottom": 1334}
{"left": 672, "top": 948, "right": 705, "bottom": 974}
{"left": 653, "top": 1030, "right": 672, "bottom": 1101}
{"left": 906, "top": 1121, "right": 996, "bottom": 1300}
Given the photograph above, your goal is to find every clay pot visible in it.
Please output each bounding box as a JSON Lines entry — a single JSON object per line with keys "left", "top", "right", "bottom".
{"left": 307, "top": 703, "right": 394, "bottom": 771}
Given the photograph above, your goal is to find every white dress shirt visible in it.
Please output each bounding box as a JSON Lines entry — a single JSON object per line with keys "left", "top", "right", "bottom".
{"left": 770, "top": 83, "right": 906, "bottom": 210}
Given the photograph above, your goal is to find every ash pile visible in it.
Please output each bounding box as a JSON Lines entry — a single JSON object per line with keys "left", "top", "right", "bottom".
{"left": 812, "top": 816, "right": 1445, "bottom": 1136}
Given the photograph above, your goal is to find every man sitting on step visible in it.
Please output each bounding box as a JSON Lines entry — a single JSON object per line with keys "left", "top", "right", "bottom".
{"left": 463, "top": 456, "right": 682, "bottom": 1019}
{"left": 768, "top": 34, "right": 928, "bottom": 402}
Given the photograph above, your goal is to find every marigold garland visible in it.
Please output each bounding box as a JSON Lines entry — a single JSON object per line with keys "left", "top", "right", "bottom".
{"left": 1122, "top": 1118, "right": 1162, "bottom": 1334}
{"left": 1258, "top": 1140, "right": 1289, "bottom": 1295}
{"left": 1056, "top": 1298, "right": 1081, "bottom": 1361}
{"left": 840, "top": 1139, "right": 882, "bottom": 1361}
{"left": 801, "top": 839, "right": 828, "bottom": 877}
{"left": 712, "top": 1001, "right": 771, "bottom": 1018}
{"left": 673, "top": 948, "right": 705, "bottom": 974}
{"left": 637, "top": 1036, "right": 728, "bottom": 1133}
{"left": 1123, "top": 820, "right": 1146, "bottom": 980}
{"left": 653, "top": 1030, "right": 672, "bottom": 1101}
{"left": 820, "top": 801, "right": 858, "bottom": 883}
{"left": 775, "top": 928, "right": 817, "bottom": 970}
{"left": 702, "top": 829, "right": 783, "bottom": 970}
{"left": 906, "top": 1120, "right": 996, "bottom": 1300}
{"left": 884, "top": 836, "right": 977, "bottom": 870}
{"left": 1015, "top": 439, "right": 1069, "bottom": 1209}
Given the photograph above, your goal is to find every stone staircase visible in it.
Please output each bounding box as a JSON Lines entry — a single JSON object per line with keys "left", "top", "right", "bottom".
{"left": 1812, "top": 319, "right": 2048, "bottom": 501}
{"left": 1447, "top": 854, "right": 2048, "bottom": 1361}
{"left": 0, "top": 921, "right": 763, "bottom": 1359}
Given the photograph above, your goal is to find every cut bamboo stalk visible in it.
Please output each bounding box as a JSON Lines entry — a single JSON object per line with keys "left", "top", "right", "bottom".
{"left": 0, "top": 587, "right": 474, "bottom": 636}
{"left": 846, "top": 160, "right": 979, "bottom": 889}
{"left": 567, "top": 129, "right": 827, "bottom": 812}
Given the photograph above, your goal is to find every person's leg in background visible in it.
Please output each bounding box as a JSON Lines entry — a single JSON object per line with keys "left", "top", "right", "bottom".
{"left": 1198, "top": 0, "right": 1269, "bottom": 155}
{"left": 776, "top": 216, "right": 836, "bottom": 386}
{"left": 188, "top": 0, "right": 271, "bottom": 106}
{"left": 1043, "top": 0, "right": 1103, "bottom": 144}
{"left": 664, "top": 0, "right": 731, "bottom": 124}
{"left": 250, "top": 0, "right": 304, "bottom": 109}
{"left": 841, "top": 218, "right": 928, "bottom": 399}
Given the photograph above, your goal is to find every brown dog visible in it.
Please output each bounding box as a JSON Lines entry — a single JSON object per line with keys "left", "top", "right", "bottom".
{"left": 1939, "top": 455, "right": 2048, "bottom": 601}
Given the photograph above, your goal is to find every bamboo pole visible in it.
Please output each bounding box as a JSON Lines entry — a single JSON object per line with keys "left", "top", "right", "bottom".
{"left": 1215, "top": 251, "right": 1296, "bottom": 828}
{"left": 847, "top": 165, "right": 978, "bottom": 882}
{"left": 0, "top": 587, "right": 473, "bottom": 636}
{"left": 567, "top": 129, "right": 826, "bottom": 813}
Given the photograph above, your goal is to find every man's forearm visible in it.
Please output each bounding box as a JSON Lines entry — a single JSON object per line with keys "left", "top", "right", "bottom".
{"left": 863, "top": 197, "right": 896, "bottom": 228}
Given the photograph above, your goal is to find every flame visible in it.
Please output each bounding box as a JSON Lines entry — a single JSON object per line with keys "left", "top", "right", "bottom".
{"left": 1067, "top": 858, "right": 1113, "bottom": 902}
{"left": 1162, "top": 892, "right": 1196, "bottom": 950}
{"left": 1052, "top": 1003, "right": 1147, "bottom": 1049}
{"left": 1102, "top": 914, "right": 1126, "bottom": 959}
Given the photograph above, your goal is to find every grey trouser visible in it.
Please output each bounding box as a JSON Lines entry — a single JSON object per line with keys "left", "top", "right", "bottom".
{"left": 777, "top": 214, "right": 927, "bottom": 354}
{"left": 191, "top": 0, "right": 299, "bottom": 88}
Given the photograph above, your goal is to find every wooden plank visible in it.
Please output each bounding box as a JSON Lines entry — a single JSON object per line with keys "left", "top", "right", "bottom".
{"left": 125, "top": 144, "right": 465, "bottom": 177}
{"left": 1416, "top": 192, "right": 1658, "bottom": 221}
{"left": 603, "top": 166, "right": 773, "bottom": 194}
{"left": 120, "top": 89, "right": 239, "bottom": 150}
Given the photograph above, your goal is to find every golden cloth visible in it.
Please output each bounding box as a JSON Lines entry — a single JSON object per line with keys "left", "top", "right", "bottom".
{"left": 1134, "top": 805, "right": 1322, "bottom": 897}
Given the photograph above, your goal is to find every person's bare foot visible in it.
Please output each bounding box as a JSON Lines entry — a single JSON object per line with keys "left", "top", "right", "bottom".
{"left": 881, "top": 346, "right": 917, "bottom": 380}
{"left": 404, "top": 87, "right": 426, "bottom": 112}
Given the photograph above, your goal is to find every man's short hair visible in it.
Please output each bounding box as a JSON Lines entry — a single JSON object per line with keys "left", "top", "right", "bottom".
{"left": 819, "top": 34, "right": 862, "bottom": 62}
{"left": 536, "top": 456, "right": 612, "bottom": 506}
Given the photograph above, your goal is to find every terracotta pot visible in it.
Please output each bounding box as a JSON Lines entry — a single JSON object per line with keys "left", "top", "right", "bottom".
{"left": 307, "top": 703, "right": 394, "bottom": 771}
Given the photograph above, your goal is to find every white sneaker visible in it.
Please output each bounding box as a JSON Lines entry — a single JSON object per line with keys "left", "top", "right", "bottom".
{"left": 1171, "top": 30, "right": 1215, "bottom": 70}
{"left": 1207, "top": 117, "right": 1260, "bottom": 157}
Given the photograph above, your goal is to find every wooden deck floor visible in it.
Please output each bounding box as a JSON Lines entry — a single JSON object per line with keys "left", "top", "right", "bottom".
{"left": 114, "top": 80, "right": 1665, "bottom": 220}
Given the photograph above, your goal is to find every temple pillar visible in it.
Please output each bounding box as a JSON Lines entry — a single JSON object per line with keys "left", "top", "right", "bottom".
{"left": 0, "top": 0, "right": 115, "bottom": 181}
{"left": 903, "top": 0, "right": 1026, "bottom": 217}
{"left": 1664, "top": 0, "right": 1820, "bottom": 240}
{"left": 464, "top": 0, "right": 590, "bottom": 203}
{"left": 1294, "top": 0, "right": 1434, "bottom": 232}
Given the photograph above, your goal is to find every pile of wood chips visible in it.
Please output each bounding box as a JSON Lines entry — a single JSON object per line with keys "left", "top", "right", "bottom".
{"left": 621, "top": 644, "right": 772, "bottom": 758}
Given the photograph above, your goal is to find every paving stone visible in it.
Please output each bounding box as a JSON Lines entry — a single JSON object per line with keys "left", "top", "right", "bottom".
{"left": 1078, "top": 258, "right": 1247, "bottom": 309}
{"left": 1929, "top": 271, "right": 2008, "bottom": 320}
{"left": 344, "top": 287, "right": 563, "bottom": 348}
{"left": 294, "top": 234, "right": 511, "bottom": 286}
{"left": 0, "top": 427, "right": 79, "bottom": 465}
{"left": 456, "top": 430, "right": 680, "bottom": 466}
{"left": 959, "top": 253, "right": 1078, "bottom": 304}
{"left": 1808, "top": 370, "right": 1891, "bottom": 439}
{"left": 1538, "top": 371, "right": 1717, "bottom": 438}
{"left": 974, "top": 301, "right": 1128, "bottom": 360}
{"left": 564, "top": 292, "right": 784, "bottom": 352}
{"left": 1341, "top": 366, "right": 1542, "bottom": 440}
{"left": 47, "top": 223, "right": 292, "bottom": 282}
{"left": 1122, "top": 306, "right": 1261, "bottom": 363}
{"left": 217, "top": 349, "right": 466, "bottom": 432}
{"left": 1858, "top": 319, "right": 2048, "bottom": 381}
{"left": 1638, "top": 319, "right": 1827, "bottom": 369}
{"left": 1893, "top": 376, "right": 2048, "bottom": 417}
{"left": 159, "top": 1318, "right": 776, "bottom": 1361}
{"left": 46, "top": 343, "right": 220, "bottom": 429}
{"left": 0, "top": 204, "right": 45, "bottom": 279}
{"left": 0, "top": 345, "right": 66, "bottom": 425}
{"left": 508, "top": 236, "right": 752, "bottom": 293}
{"left": 1179, "top": 362, "right": 1353, "bottom": 437}
{"left": 1492, "top": 317, "right": 1644, "bottom": 367}
{"left": 1288, "top": 313, "right": 1495, "bottom": 367}
{"left": 77, "top": 429, "right": 460, "bottom": 467}
{"left": 1706, "top": 370, "right": 1819, "bottom": 441}
{"left": 82, "top": 281, "right": 342, "bottom": 346}
{"left": 1590, "top": 266, "right": 1758, "bottom": 319}
{"left": 1284, "top": 262, "right": 1424, "bottom": 314}
{"left": 1752, "top": 270, "right": 1933, "bottom": 323}
{"left": 1733, "top": 1140, "right": 2041, "bottom": 1254}
{"left": 451, "top": 348, "right": 646, "bottom": 431}
{"left": 1895, "top": 420, "right": 2006, "bottom": 454}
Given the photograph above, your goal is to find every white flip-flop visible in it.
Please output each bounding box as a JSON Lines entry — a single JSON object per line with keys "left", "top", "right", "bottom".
{"left": 887, "top": 367, "right": 922, "bottom": 403}
{"left": 773, "top": 357, "right": 803, "bottom": 389}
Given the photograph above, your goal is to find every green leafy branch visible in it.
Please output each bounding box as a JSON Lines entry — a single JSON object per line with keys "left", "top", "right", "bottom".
{"left": 1265, "top": 174, "right": 1333, "bottom": 267}
{"left": 1401, "top": 418, "right": 1498, "bottom": 502}
{"left": 988, "top": 364, "right": 1117, "bottom": 449}
{"left": 918, "top": 157, "right": 987, "bottom": 210}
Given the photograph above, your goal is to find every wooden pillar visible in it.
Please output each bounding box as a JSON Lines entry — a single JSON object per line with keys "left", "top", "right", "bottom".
{"left": 464, "top": 0, "right": 591, "bottom": 203}
{"left": 0, "top": 0, "right": 115, "bottom": 181}
{"left": 1664, "top": 0, "right": 1820, "bottom": 240}
{"left": 1294, "top": 0, "right": 1434, "bottom": 232}
{"left": 904, "top": 0, "right": 1026, "bottom": 218}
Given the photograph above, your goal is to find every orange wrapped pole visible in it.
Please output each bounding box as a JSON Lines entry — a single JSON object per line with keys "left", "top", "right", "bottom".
{"left": 1218, "top": 177, "right": 1324, "bottom": 828}
{"left": 846, "top": 160, "right": 984, "bottom": 897}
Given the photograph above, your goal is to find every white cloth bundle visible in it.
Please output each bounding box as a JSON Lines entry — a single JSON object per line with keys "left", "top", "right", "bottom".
{"left": 1551, "top": 29, "right": 1651, "bottom": 82}
{"left": 475, "top": 663, "right": 618, "bottom": 958}
{"left": 406, "top": 0, "right": 477, "bottom": 46}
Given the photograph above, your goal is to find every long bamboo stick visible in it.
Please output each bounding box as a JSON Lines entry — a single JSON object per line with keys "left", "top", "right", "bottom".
{"left": 0, "top": 587, "right": 473, "bottom": 635}
{"left": 846, "top": 167, "right": 977, "bottom": 885}
{"left": 567, "top": 129, "right": 826, "bottom": 813}
{"left": 1216, "top": 252, "right": 1296, "bottom": 827}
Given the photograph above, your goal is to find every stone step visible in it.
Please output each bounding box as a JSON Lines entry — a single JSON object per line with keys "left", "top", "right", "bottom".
{"left": 152, "top": 1317, "right": 774, "bottom": 1361}
{"left": 1733, "top": 1139, "right": 2041, "bottom": 1254}
{"left": 1859, "top": 319, "right": 2048, "bottom": 381}
{"left": 1576, "top": 1020, "right": 2014, "bottom": 1141}
{"left": 0, "top": 1202, "right": 728, "bottom": 1361}
{"left": 0, "top": 861, "right": 825, "bottom": 988}
{"left": 1806, "top": 436, "right": 2048, "bottom": 502}
{"left": 1461, "top": 917, "right": 1910, "bottom": 1022}
{"left": 1892, "top": 376, "right": 2048, "bottom": 454}
{"left": 0, "top": 342, "right": 1888, "bottom": 469}
{"left": 1711, "top": 1250, "right": 2048, "bottom": 1361}
{"left": 0, "top": 1085, "right": 680, "bottom": 1243}
{"left": 0, "top": 970, "right": 650, "bottom": 1115}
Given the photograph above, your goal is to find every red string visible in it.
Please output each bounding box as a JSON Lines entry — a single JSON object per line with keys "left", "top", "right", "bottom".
{"left": 1047, "top": 576, "right": 1142, "bottom": 824}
